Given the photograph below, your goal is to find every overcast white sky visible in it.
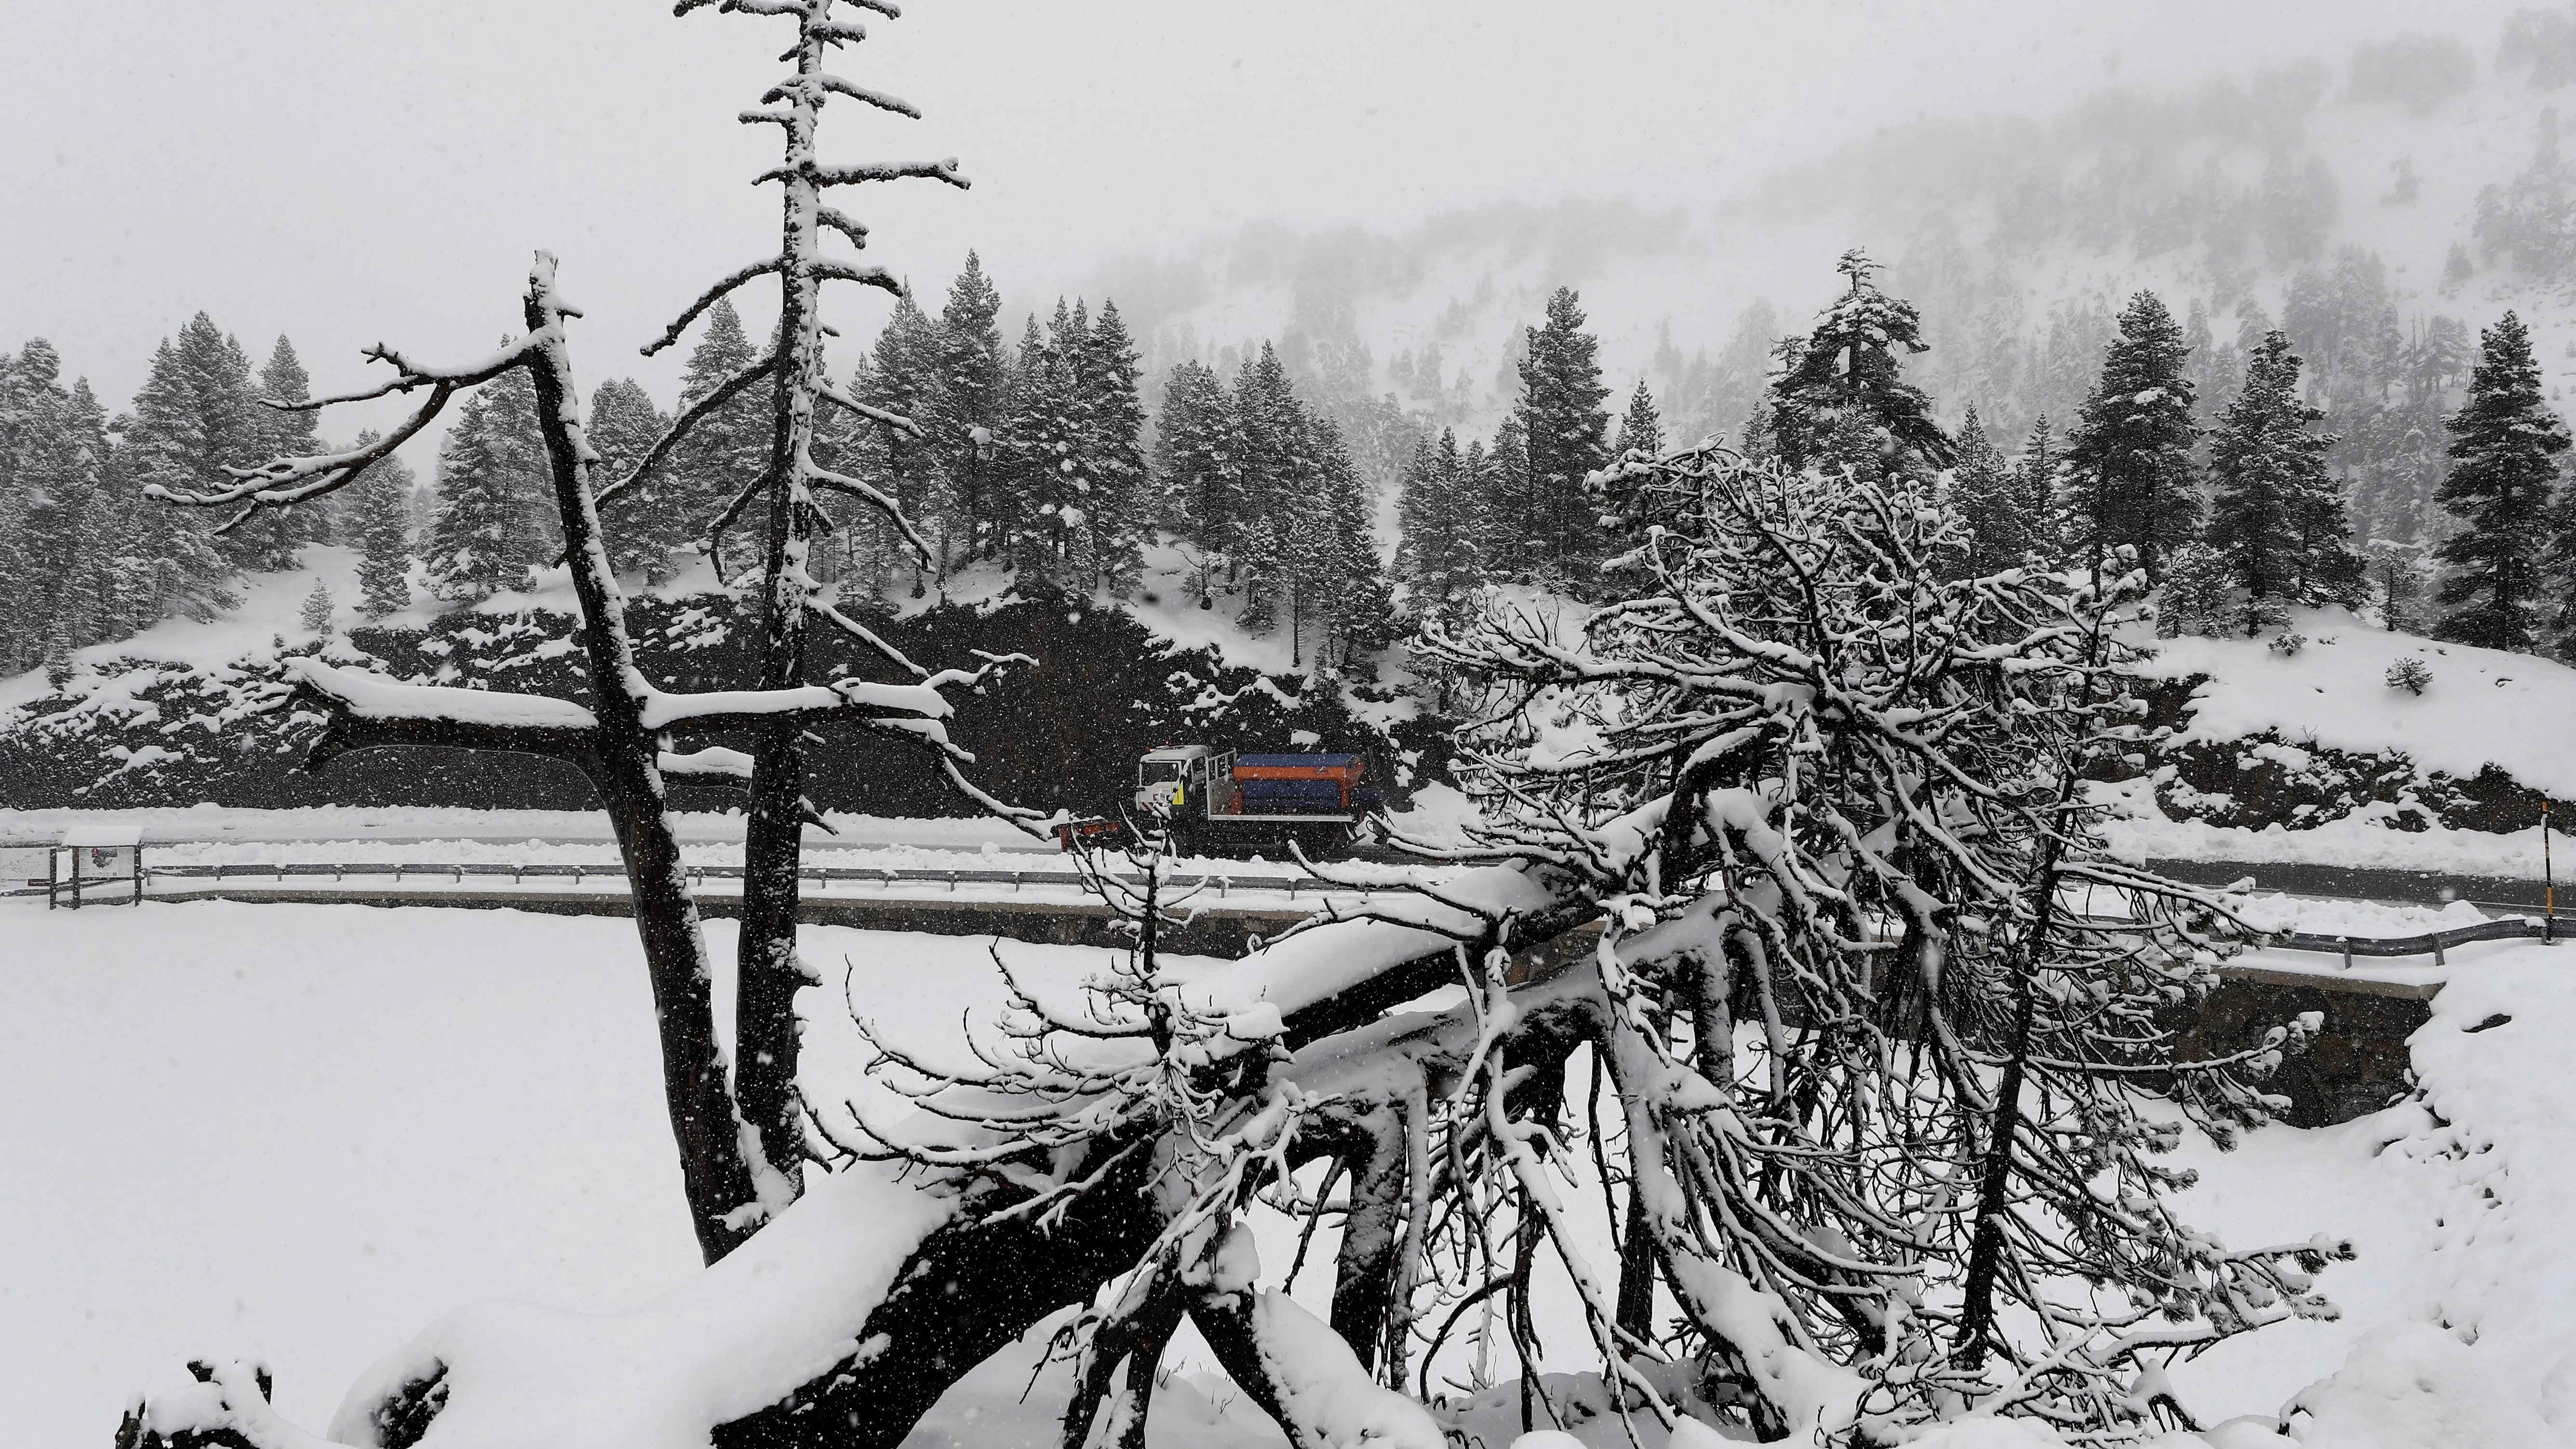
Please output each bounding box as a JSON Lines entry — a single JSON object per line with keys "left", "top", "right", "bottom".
{"left": 0, "top": 0, "right": 2481, "bottom": 426}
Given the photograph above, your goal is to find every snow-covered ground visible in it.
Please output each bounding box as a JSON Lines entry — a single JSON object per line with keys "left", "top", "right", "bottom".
{"left": 9, "top": 897, "right": 2574, "bottom": 1447}
{"left": 2094, "top": 775, "right": 2562, "bottom": 882}
{"left": 2136, "top": 609, "right": 2576, "bottom": 804}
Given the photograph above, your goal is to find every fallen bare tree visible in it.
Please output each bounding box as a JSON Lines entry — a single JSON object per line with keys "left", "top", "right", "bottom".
{"left": 123, "top": 443, "right": 2341, "bottom": 1449}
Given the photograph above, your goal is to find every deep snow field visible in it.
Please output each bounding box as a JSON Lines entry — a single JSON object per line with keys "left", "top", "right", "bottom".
{"left": 7, "top": 895, "right": 2575, "bottom": 1448}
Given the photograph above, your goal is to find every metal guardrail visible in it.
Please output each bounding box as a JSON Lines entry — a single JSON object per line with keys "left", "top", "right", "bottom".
{"left": 2268, "top": 913, "right": 2557, "bottom": 967}
{"left": 35, "top": 864, "right": 2563, "bottom": 961}
{"left": 130, "top": 861, "right": 1334, "bottom": 898}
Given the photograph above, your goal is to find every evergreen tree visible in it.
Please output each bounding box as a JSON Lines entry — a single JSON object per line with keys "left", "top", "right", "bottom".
{"left": 0, "top": 340, "right": 92, "bottom": 669}
{"left": 40, "top": 622, "right": 74, "bottom": 687}
{"left": 929, "top": 252, "right": 1009, "bottom": 564}
{"left": 852, "top": 294, "right": 950, "bottom": 597}
{"left": 346, "top": 433, "right": 418, "bottom": 618}
{"left": 1307, "top": 419, "right": 1394, "bottom": 669}
{"left": 421, "top": 362, "right": 551, "bottom": 602}
{"left": 300, "top": 577, "right": 335, "bottom": 638}
{"left": 1076, "top": 299, "right": 1152, "bottom": 591}
{"left": 1766, "top": 250, "right": 1953, "bottom": 482}
{"left": 2061, "top": 291, "right": 2201, "bottom": 581}
{"left": 1508, "top": 286, "right": 1612, "bottom": 581}
{"left": 1153, "top": 358, "right": 1235, "bottom": 563}
{"left": 1597, "top": 379, "right": 1667, "bottom": 540}
{"left": 240, "top": 335, "right": 326, "bottom": 564}
{"left": 120, "top": 319, "right": 246, "bottom": 621}
{"left": 2371, "top": 544, "right": 2425, "bottom": 632}
{"left": 1227, "top": 343, "right": 1312, "bottom": 625}
{"left": 1950, "top": 405, "right": 2034, "bottom": 574}
{"left": 2204, "top": 331, "right": 2357, "bottom": 633}
{"left": 2436, "top": 312, "right": 2566, "bottom": 650}
{"left": 998, "top": 303, "right": 1090, "bottom": 591}
{"left": 2018, "top": 414, "right": 2062, "bottom": 559}
{"left": 1395, "top": 428, "right": 1487, "bottom": 624}
{"left": 588, "top": 378, "right": 679, "bottom": 582}
{"left": 671, "top": 300, "right": 769, "bottom": 549}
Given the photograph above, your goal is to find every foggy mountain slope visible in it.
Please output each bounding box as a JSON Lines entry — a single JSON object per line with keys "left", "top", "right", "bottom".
{"left": 1090, "top": 21, "right": 2576, "bottom": 512}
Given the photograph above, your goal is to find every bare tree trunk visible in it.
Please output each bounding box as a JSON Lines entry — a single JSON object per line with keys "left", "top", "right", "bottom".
{"left": 523, "top": 271, "right": 765, "bottom": 1264}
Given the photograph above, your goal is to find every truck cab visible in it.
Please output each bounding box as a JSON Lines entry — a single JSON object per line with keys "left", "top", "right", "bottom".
{"left": 1133, "top": 744, "right": 1234, "bottom": 818}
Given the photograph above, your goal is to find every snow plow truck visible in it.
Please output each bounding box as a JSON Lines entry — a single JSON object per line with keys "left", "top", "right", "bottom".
{"left": 1056, "top": 745, "right": 1385, "bottom": 858}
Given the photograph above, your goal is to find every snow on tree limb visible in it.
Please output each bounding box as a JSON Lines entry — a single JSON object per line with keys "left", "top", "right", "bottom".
{"left": 767, "top": 155, "right": 970, "bottom": 190}
{"left": 590, "top": 353, "right": 780, "bottom": 513}
{"left": 762, "top": 72, "right": 922, "bottom": 118}
{"left": 639, "top": 258, "right": 785, "bottom": 358}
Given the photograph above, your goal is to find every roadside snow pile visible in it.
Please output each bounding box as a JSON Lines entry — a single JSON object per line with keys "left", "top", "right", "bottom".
{"left": 2138, "top": 610, "right": 2576, "bottom": 802}
{"left": 2164, "top": 946, "right": 2576, "bottom": 1444}
{"left": 2225, "top": 893, "right": 2493, "bottom": 937}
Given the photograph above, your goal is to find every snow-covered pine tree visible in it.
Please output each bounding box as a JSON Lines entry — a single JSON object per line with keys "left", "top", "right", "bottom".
{"left": 300, "top": 577, "right": 334, "bottom": 638}
{"left": 2060, "top": 291, "right": 2201, "bottom": 582}
{"left": 2018, "top": 411, "right": 2060, "bottom": 557}
{"left": 119, "top": 322, "right": 244, "bottom": 621}
{"left": 2370, "top": 542, "right": 2425, "bottom": 632}
{"left": 1595, "top": 378, "right": 1667, "bottom": 540}
{"left": 2435, "top": 311, "right": 2566, "bottom": 651}
{"left": 1076, "top": 298, "right": 1152, "bottom": 594}
{"left": 851, "top": 293, "right": 951, "bottom": 598}
{"left": 998, "top": 301, "right": 1095, "bottom": 592}
{"left": 1294, "top": 417, "right": 1391, "bottom": 670}
{"left": 1153, "top": 356, "right": 1236, "bottom": 582}
{"left": 1950, "top": 403, "right": 2036, "bottom": 574}
{"left": 928, "top": 251, "right": 1008, "bottom": 566}
{"left": 1479, "top": 414, "right": 1529, "bottom": 572}
{"left": 668, "top": 298, "right": 769, "bottom": 563}
{"left": 586, "top": 378, "right": 678, "bottom": 582}
{"left": 1395, "top": 428, "right": 1488, "bottom": 627}
{"left": 1765, "top": 249, "right": 1954, "bottom": 484}
{"left": 420, "top": 362, "right": 551, "bottom": 602}
{"left": 1228, "top": 342, "right": 1311, "bottom": 627}
{"left": 1507, "top": 285, "right": 1612, "bottom": 583}
{"left": 345, "top": 434, "right": 417, "bottom": 618}
{"left": 2155, "top": 540, "right": 2236, "bottom": 638}
{"left": 2205, "top": 331, "right": 2358, "bottom": 633}
{"left": 247, "top": 335, "right": 328, "bottom": 560}
{"left": 0, "top": 339, "right": 94, "bottom": 669}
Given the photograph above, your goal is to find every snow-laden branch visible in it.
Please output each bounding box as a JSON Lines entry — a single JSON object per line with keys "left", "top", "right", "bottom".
{"left": 762, "top": 71, "right": 921, "bottom": 117}
{"left": 805, "top": 256, "right": 905, "bottom": 296}
{"left": 658, "top": 745, "right": 757, "bottom": 780}
{"left": 641, "top": 258, "right": 784, "bottom": 358}
{"left": 145, "top": 332, "right": 548, "bottom": 520}
{"left": 592, "top": 353, "right": 780, "bottom": 513}
{"left": 760, "top": 155, "right": 971, "bottom": 190}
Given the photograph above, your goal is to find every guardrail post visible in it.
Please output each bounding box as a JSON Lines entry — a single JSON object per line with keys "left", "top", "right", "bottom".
{"left": 2433, "top": 935, "right": 2447, "bottom": 967}
{"left": 2339, "top": 936, "right": 2352, "bottom": 971}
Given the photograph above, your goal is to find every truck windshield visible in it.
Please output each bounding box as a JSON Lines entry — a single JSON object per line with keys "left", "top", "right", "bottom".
{"left": 1140, "top": 762, "right": 1182, "bottom": 784}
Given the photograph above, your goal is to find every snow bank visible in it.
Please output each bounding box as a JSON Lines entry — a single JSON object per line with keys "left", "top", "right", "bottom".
{"left": 2166, "top": 944, "right": 2576, "bottom": 1441}
{"left": 329, "top": 1161, "right": 955, "bottom": 1449}
{"left": 2093, "top": 778, "right": 2557, "bottom": 881}
{"left": 2137, "top": 610, "right": 2576, "bottom": 801}
{"left": 2278, "top": 1324, "right": 2562, "bottom": 1449}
